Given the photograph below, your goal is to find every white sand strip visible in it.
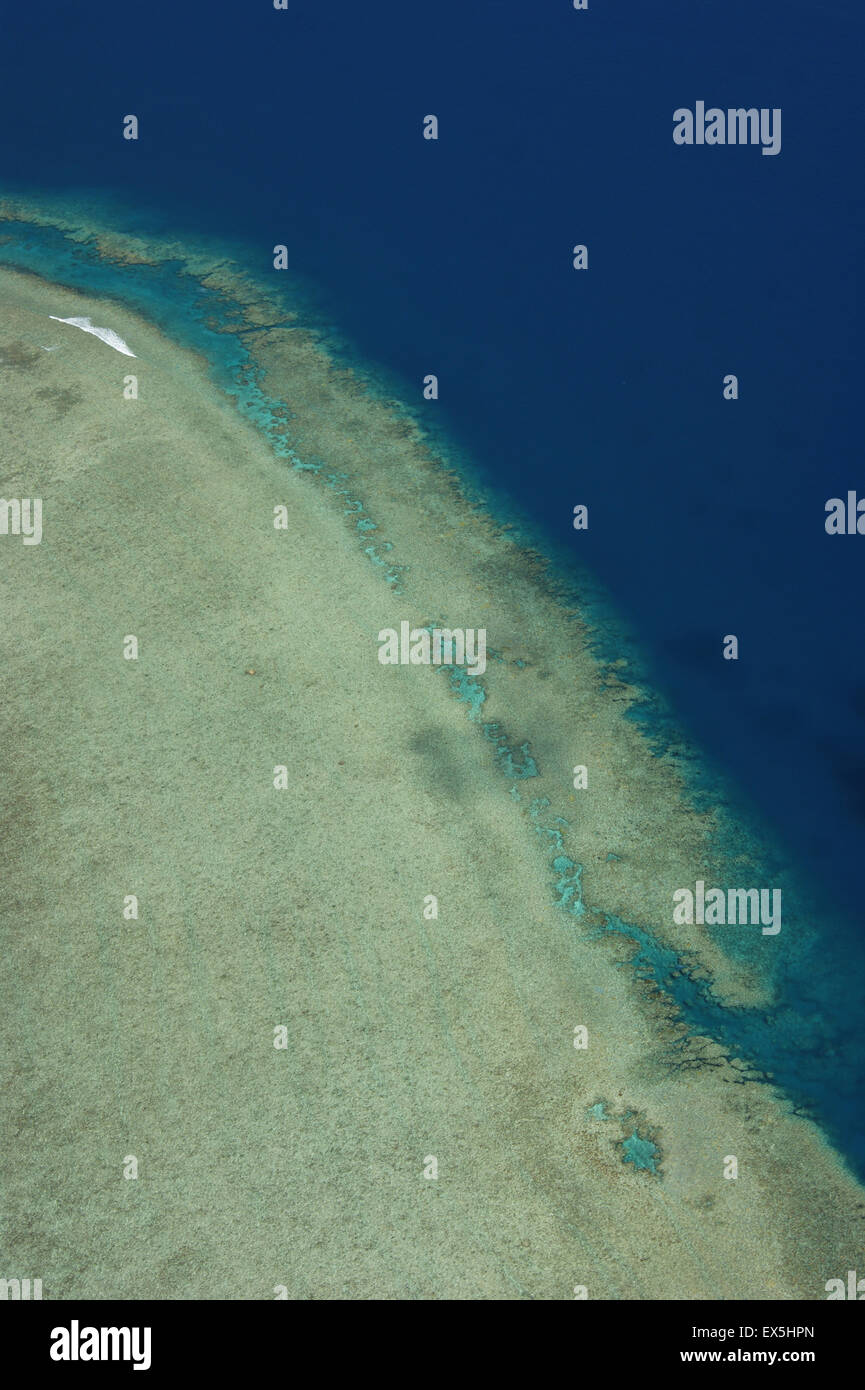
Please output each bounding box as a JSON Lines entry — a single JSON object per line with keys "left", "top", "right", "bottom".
{"left": 48, "top": 313, "right": 136, "bottom": 357}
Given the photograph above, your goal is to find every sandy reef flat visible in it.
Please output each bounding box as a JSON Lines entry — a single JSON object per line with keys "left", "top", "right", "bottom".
{"left": 1, "top": 235, "right": 863, "bottom": 1300}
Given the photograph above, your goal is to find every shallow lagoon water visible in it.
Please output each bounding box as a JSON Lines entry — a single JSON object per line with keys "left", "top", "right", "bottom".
{"left": 1, "top": 205, "right": 861, "bottom": 1134}
{"left": 1, "top": 198, "right": 864, "bottom": 1298}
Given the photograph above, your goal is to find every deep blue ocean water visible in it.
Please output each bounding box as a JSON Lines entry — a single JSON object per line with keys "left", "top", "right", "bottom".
{"left": 2, "top": 0, "right": 864, "bottom": 1175}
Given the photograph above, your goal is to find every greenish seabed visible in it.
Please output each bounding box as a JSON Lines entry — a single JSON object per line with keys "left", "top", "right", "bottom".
{"left": 0, "top": 192, "right": 862, "bottom": 1299}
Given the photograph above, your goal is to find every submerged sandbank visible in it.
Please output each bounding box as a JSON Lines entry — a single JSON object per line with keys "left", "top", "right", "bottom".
{"left": 0, "top": 230, "right": 862, "bottom": 1299}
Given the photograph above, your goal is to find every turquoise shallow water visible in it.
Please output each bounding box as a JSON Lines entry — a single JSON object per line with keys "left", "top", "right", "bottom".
{"left": 2, "top": 209, "right": 864, "bottom": 1186}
